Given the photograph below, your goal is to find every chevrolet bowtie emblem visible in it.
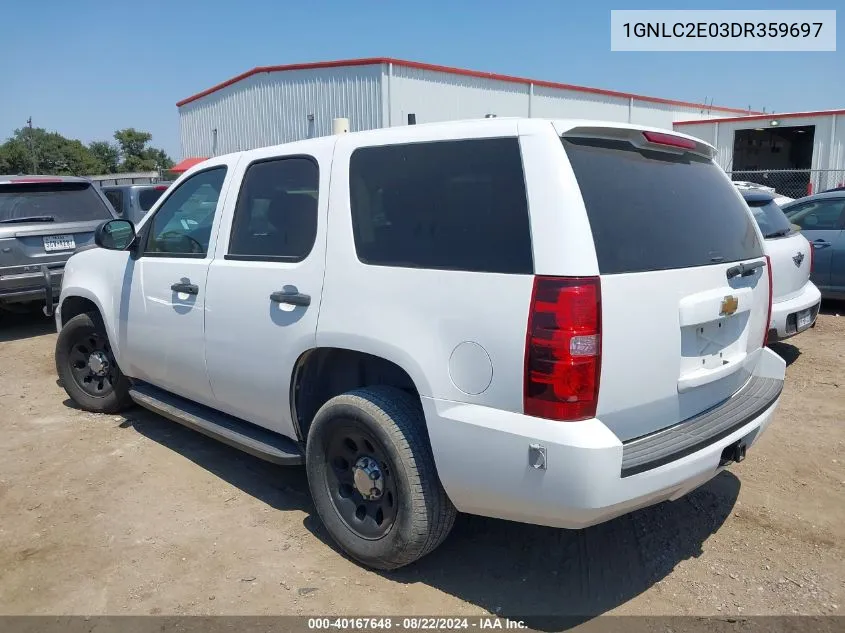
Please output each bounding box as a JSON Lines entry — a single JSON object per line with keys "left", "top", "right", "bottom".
{"left": 793, "top": 252, "right": 805, "bottom": 267}
{"left": 720, "top": 295, "right": 739, "bottom": 316}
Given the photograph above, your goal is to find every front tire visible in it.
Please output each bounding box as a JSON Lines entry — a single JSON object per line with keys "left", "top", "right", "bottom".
{"left": 55, "top": 312, "right": 133, "bottom": 413}
{"left": 306, "top": 386, "right": 456, "bottom": 570}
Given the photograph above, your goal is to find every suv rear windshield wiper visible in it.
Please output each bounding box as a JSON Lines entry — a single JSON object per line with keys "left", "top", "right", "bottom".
{"left": 0, "top": 215, "right": 56, "bottom": 224}
{"left": 763, "top": 228, "right": 791, "bottom": 239}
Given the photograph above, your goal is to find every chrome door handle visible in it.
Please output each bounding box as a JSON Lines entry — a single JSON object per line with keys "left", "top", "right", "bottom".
{"left": 812, "top": 239, "right": 831, "bottom": 249}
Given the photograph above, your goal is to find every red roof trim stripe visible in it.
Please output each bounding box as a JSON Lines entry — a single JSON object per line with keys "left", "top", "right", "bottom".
{"left": 675, "top": 109, "right": 845, "bottom": 126}
{"left": 175, "top": 57, "right": 760, "bottom": 115}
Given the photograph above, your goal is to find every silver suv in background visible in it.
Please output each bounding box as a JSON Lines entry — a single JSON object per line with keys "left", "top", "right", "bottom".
{"left": 0, "top": 175, "right": 116, "bottom": 315}
{"left": 102, "top": 183, "right": 171, "bottom": 224}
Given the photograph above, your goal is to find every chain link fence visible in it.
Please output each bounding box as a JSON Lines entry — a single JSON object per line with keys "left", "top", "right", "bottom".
{"left": 726, "top": 169, "right": 845, "bottom": 200}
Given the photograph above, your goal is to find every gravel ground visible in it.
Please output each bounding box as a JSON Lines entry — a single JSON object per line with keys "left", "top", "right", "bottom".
{"left": 0, "top": 306, "right": 842, "bottom": 626}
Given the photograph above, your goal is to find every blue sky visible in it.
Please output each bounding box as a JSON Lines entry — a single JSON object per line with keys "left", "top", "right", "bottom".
{"left": 0, "top": 0, "right": 841, "bottom": 160}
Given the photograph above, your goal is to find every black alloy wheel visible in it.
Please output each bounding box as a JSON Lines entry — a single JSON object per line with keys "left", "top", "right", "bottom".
{"left": 324, "top": 420, "right": 398, "bottom": 539}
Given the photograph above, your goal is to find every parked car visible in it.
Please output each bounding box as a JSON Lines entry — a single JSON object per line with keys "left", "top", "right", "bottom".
{"left": 0, "top": 175, "right": 116, "bottom": 314}
{"left": 54, "top": 119, "right": 785, "bottom": 570}
{"left": 781, "top": 191, "right": 845, "bottom": 300}
{"left": 739, "top": 189, "right": 820, "bottom": 340}
{"left": 733, "top": 181, "right": 794, "bottom": 206}
{"left": 102, "top": 183, "right": 171, "bottom": 224}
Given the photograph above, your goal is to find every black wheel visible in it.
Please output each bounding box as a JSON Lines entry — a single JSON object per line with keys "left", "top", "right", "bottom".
{"left": 306, "top": 386, "right": 456, "bottom": 570}
{"left": 55, "top": 312, "right": 132, "bottom": 413}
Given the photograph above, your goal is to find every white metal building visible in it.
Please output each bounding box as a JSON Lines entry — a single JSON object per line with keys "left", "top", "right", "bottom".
{"left": 175, "top": 57, "right": 757, "bottom": 164}
{"left": 674, "top": 109, "right": 845, "bottom": 195}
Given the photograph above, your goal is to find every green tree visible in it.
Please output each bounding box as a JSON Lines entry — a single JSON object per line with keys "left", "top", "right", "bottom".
{"left": 88, "top": 141, "right": 120, "bottom": 173}
{"left": 113, "top": 128, "right": 173, "bottom": 172}
{"left": 0, "top": 128, "right": 103, "bottom": 176}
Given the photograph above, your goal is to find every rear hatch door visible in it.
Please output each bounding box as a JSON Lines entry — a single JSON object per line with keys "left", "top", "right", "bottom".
{"left": 0, "top": 180, "right": 113, "bottom": 270}
{"left": 557, "top": 125, "right": 770, "bottom": 442}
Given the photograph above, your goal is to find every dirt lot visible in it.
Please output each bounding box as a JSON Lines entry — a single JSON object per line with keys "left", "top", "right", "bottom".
{"left": 0, "top": 307, "right": 843, "bottom": 624}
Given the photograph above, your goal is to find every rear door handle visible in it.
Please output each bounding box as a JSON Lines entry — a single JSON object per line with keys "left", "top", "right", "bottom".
{"left": 171, "top": 282, "right": 199, "bottom": 295}
{"left": 270, "top": 289, "right": 311, "bottom": 307}
{"left": 812, "top": 239, "right": 831, "bottom": 249}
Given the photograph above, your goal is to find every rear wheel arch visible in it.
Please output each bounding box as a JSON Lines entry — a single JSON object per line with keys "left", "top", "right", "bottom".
{"left": 290, "top": 347, "right": 426, "bottom": 443}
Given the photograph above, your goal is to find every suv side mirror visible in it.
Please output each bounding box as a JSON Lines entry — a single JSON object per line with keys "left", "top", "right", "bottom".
{"left": 95, "top": 219, "right": 136, "bottom": 251}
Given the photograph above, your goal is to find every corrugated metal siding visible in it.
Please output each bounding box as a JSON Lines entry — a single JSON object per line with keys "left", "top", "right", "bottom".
{"left": 178, "top": 65, "right": 382, "bottom": 157}
{"left": 531, "top": 85, "right": 629, "bottom": 121}
{"left": 388, "top": 66, "right": 748, "bottom": 132}
{"left": 388, "top": 66, "right": 529, "bottom": 125}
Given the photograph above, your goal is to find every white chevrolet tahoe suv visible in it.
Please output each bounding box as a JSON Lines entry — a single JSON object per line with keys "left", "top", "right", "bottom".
{"left": 55, "top": 119, "right": 786, "bottom": 570}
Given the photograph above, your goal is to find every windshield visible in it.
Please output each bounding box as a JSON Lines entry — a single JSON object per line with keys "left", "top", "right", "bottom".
{"left": 747, "top": 199, "right": 793, "bottom": 238}
{"left": 562, "top": 137, "right": 763, "bottom": 274}
{"left": 0, "top": 182, "right": 112, "bottom": 223}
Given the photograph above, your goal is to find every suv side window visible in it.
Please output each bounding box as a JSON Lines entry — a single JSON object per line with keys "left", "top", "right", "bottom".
{"left": 104, "top": 190, "right": 124, "bottom": 216}
{"left": 227, "top": 157, "right": 319, "bottom": 261}
{"left": 144, "top": 167, "right": 227, "bottom": 257}
{"left": 349, "top": 138, "right": 533, "bottom": 274}
{"left": 785, "top": 199, "right": 845, "bottom": 230}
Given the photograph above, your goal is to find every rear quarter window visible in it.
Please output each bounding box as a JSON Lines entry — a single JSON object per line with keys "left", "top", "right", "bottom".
{"left": 349, "top": 137, "right": 533, "bottom": 274}
{"left": 562, "top": 137, "right": 763, "bottom": 274}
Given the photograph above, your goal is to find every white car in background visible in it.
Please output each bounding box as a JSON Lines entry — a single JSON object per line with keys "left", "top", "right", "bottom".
{"left": 734, "top": 181, "right": 794, "bottom": 206}
{"left": 738, "top": 187, "right": 820, "bottom": 341}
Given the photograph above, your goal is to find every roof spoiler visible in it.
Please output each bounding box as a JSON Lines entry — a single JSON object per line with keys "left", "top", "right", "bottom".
{"left": 561, "top": 126, "right": 715, "bottom": 160}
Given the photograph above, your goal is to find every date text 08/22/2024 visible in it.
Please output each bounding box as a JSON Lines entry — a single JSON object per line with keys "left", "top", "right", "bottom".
{"left": 307, "top": 618, "right": 528, "bottom": 630}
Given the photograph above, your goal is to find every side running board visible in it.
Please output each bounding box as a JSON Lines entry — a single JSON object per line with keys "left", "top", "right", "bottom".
{"left": 128, "top": 382, "right": 303, "bottom": 466}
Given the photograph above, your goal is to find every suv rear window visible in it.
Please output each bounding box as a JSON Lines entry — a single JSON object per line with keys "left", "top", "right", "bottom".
{"left": 746, "top": 198, "right": 793, "bottom": 238}
{"left": 562, "top": 137, "right": 763, "bottom": 274}
{"left": 349, "top": 138, "right": 533, "bottom": 274}
{"left": 0, "top": 182, "right": 112, "bottom": 224}
{"left": 139, "top": 188, "right": 166, "bottom": 211}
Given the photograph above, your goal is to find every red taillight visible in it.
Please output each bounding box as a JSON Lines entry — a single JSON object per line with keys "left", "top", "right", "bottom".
{"left": 763, "top": 256, "right": 773, "bottom": 347}
{"left": 642, "top": 131, "right": 697, "bottom": 150}
{"left": 808, "top": 243, "right": 814, "bottom": 273}
{"left": 154, "top": 185, "right": 168, "bottom": 190}
{"left": 524, "top": 276, "right": 601, "bottom": 421}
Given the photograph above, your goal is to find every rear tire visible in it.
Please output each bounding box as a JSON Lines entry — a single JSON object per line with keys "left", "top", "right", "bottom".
{"left": 305, "top": 386, "right": 456, "bottom": 570}
{"left": 56, "top": 312, "right": 133, "bottom": 413}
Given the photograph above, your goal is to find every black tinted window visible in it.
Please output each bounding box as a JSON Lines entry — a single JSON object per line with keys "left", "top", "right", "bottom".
{"left": 139, "top": 188, "right": 166, "bottom": 212}
{"left": 145, "top": 167, "right": 226, "bottom": 256}
{"left": 747, "top": 199, "right": 793, "bottom": 238}
{"left": 563, "top": 138, "right": 763, "bottom": 274}
{"left": 785, "top": 199, "right": 845, "bottom": 230}
{"left": 104, "top": 190, "right": 124, "bottom": 215}
{"left": 228, "top": 157, "right": 318, "bottom": 260}
{"left": 349, "top": 138, "right": 533, "bottom": 274}
{"left": 0, "top": 182, "right": 112, "bottom": 223}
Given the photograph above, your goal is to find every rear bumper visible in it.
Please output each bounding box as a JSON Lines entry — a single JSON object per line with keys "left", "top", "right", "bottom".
{"left": 769, "top": 281, "right": 821, "bottom": 341}
{"left": 0, "top": 266, "right": 63, "bottom": 303}
{"left": 424, "top": 347, "right": 786, "bottom": 529}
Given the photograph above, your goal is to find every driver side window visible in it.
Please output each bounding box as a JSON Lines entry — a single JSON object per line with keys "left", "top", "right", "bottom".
{"left": 144, "top": 167, "right": 227, "bottom": 257}
{"left": 786, "top": 199, "right": 845, "bottom": 231}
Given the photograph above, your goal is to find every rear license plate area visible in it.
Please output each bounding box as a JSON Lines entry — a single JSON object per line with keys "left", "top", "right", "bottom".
{"left": 43, "top": 234, "right": 76, "bottom": 252}
{"left": 796, "top": 308, "right": 813, "bottom": 330}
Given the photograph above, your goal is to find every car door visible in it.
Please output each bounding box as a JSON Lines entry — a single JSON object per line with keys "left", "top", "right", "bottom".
{"left": 204, "top": 142, "right": 332, "bottom": 437}
{"left": 784, "top": 197, "right": 845, "bottom": 290}
{"left": 119, "top": 161, "right": 237, "bottom": 406}
{"left": 828, "top": 207, "right": 845, "bottom": 294}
